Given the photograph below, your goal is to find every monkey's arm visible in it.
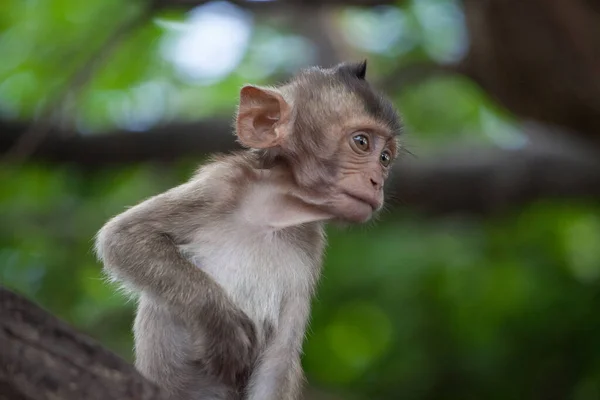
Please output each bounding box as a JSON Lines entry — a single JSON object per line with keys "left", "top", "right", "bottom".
{"left": 95, "top": 180, "right": 234, "bottom": 318}
{"left": 97, "top": 174, "right": 258, "bottom": 386}
{"left": 245, "top": 294, "right": 311, "bottom": 400}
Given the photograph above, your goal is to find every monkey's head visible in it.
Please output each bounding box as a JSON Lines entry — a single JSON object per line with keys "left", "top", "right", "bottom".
{"left": 235, "top": 60, "right": 402, "bottom": 223}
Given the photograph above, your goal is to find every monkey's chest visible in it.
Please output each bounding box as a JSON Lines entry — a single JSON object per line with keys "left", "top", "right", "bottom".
{"left": 180, "top": 229, "right": 318, "bottom": 330}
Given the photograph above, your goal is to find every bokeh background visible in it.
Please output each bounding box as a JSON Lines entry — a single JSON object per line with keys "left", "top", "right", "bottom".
{"left": 2, "top": 0, "right": 600, "bottom": 399}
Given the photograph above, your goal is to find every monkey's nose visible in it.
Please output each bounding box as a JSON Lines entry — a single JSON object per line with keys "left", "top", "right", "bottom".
{"left": 370, "top": 177, "right": 382, "bottom": 190}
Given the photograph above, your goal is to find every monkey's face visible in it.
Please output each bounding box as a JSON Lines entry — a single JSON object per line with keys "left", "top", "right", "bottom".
{"left": 325, "top": 128, "right": 396, "bottom": 223}
{"left": 235, "top": 61, "right": 402, "bottom": 225}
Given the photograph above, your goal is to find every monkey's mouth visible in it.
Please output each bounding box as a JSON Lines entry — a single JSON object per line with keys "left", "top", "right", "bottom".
{"left": 342, "top": 191, "right": 379, "bottom": 211}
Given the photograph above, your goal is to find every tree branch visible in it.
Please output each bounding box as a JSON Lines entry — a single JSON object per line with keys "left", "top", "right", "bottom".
{"left": 0, "top": 286, "right": 167, "bottom": 400}
{"left": 3, "top": 120, "right": 600, "bottom": 216}
{"left": 390, "top": 144, "right": 600, "bottom": 216}
{"left": 0, "top": 120, "right": 237, "bottom": 167}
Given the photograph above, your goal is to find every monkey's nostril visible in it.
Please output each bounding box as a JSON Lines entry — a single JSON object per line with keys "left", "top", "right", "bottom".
{"left": 370, "top": 178, "right": 380, "bottom": 188}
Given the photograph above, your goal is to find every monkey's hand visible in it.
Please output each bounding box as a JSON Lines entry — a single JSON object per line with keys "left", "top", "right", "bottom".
{"left": 202, "top": 305, "right": 258, "bottom": 386}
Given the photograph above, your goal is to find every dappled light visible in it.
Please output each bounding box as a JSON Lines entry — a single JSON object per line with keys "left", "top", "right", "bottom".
{"left": 160, "top": 2, "right": 253, "bottom": 83}
{"left": 2, "top": 0, "right": 600, "bottom": 399}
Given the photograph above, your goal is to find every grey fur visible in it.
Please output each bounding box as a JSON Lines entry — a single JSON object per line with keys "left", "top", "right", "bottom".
{"left": 95, "top": 62, "right": 399, "bottom": 400}
{"left": 95, "top": 154, "right": 325, "bottom": 400}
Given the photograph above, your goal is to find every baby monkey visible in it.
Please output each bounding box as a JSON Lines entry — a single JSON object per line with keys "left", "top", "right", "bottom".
{"left": 95, "top": 61, "right": 402, "bottom": 400}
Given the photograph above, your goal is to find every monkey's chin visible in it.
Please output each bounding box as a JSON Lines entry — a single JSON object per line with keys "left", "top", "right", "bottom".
{"left": 344, "top": 212, "right": 372, "bottom": 224}
{"left": 335, "top": 200, "right": 374, "bottom": 223}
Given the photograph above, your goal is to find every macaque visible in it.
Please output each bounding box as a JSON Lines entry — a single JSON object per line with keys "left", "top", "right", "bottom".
{"left": 95, "top": 60, "right": 402, "bottom": 400}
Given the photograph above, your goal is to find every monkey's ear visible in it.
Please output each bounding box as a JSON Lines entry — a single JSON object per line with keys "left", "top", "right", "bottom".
{"left": 236, "top": 85, "right": 291, "bottom": 149}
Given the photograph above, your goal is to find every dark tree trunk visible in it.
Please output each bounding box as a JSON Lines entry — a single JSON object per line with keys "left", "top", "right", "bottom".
{"left": 0, "top": 287, "right": 166, "bottom": 400}
{"left": 462, "top": 0, "right": 600, "bottom": 143}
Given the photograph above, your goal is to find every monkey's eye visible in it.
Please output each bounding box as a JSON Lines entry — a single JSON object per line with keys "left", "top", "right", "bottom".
{"left": 352, "top": 134, "right": 370, "bottom": 152}
{"left": 380, "top": 151, "right": 392, "bottom": 167}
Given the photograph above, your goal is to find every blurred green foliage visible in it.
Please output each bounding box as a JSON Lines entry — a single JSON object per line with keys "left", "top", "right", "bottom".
{"left": 2, "top": 0, "right": 600, "bottom": 399}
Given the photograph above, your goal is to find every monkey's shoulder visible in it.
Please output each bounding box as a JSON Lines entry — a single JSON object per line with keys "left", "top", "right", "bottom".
{"left": 188, "top": 151, "right": 263, "bottom": 206}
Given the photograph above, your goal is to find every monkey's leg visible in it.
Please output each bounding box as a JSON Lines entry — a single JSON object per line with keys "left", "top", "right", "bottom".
{"left": 134, "top": 296, "right": 238, "bottom": 400}
{"left": 244, "top": 297, "right": 310, "bottom": 400}
{"left": 244, "top": 344, "right": 303, "bottom": 400}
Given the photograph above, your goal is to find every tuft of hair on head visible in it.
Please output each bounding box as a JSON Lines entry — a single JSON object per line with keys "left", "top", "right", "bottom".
{"left": 336, "top": 59, "right": 368, "bottom": 80}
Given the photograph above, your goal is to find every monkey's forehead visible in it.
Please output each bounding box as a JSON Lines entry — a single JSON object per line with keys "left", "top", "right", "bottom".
{"left": 283, "top": 74, "right": 402, "bottom": 136}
